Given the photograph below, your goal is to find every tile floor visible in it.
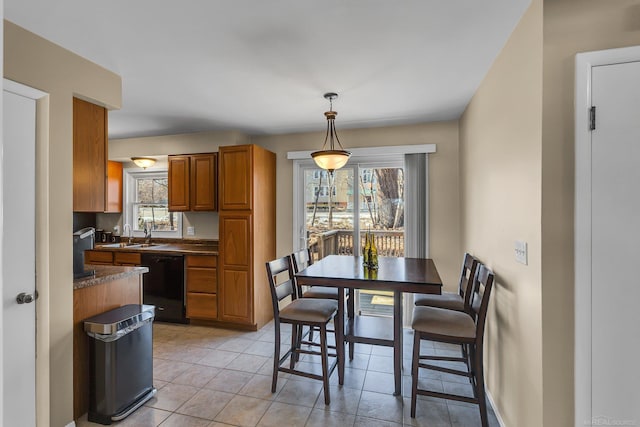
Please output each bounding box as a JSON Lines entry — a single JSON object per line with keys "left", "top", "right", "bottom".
{"left": 77, "top": 321, "right": 500, "bottom": 427}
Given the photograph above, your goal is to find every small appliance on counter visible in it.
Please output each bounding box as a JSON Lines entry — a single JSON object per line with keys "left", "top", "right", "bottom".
{"left": 73, "top": 227, "right": 95, "bottom": 279}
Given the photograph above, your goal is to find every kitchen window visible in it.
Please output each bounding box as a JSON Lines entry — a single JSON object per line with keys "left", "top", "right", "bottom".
{"left": 123, "top": 169, "right": 182, "bottom": 238}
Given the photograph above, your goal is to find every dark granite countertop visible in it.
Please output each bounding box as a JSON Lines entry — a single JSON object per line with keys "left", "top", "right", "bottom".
{"left": 73, "top": 265, "right": 149, "bottom": 290}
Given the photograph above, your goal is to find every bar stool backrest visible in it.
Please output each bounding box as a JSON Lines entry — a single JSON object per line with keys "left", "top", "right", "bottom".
{"left": 291, "top": 248, "right": 313, "bottom": 297}
{"left": 265, "top": 256, "right": 297, "bottom": 317}
{"left": 469, "top": 265, "right": 495, "bottom": 344}
{"left": 459, "top": 253, "right": 480, "bottom": 312}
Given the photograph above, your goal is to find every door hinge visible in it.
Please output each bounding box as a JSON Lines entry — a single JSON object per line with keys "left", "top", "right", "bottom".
{"left": 590, "top": 106, "right": 596, "bottom": 131}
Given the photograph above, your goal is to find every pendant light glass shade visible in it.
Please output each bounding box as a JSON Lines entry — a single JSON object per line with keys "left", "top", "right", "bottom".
{"left": 131, "top": 157, "right": 156, "bottom": 169}
{"left": 311, "top": 93, "right": 351, "bottom": 172}
{"left": 311, "top": 149, "right": 350, "bottom": 171}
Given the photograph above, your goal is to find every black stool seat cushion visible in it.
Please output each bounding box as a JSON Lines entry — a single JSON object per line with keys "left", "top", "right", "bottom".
{"left": 412, "top": 306, "right": 475, "bottom": 340}
{"left": 414, "top": 292, "right": 464, "bottom": 311}
{"left": 280, "top": 298, "right": 338, "bottom": 323}
{"left": 303, "top": 286, "right": 340, "bottom": 300}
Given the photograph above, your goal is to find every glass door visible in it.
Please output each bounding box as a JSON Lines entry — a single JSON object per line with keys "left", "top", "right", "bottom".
{"left": 303, "top": 168, "right": 355, "bottom": 261}
{"left": 301, "top": 161, "right": 404, "bottom": 317}
{"left": 356, "top": 164, "right": 404, "bottom": 316}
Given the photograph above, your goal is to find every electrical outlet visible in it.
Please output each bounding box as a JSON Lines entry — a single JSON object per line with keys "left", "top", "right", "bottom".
{"left": 514, "top": 240, "right": 528, "bottom": 265}
{"left": 187, "top": 226, "right": 195, "bottom": 236}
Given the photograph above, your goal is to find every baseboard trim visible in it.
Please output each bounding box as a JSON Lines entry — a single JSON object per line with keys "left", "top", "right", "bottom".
{"left": 486, "top": 388, "right": 506, "bottom": 427}
{"left": 65, "top": 421, "right": 76, "bottom": 427}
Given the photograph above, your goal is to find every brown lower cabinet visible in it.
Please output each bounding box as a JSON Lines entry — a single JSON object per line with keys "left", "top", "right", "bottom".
{"left": 85, "top": 250, "right": 220, "bottom": 321}
{"left": 84, "top": 250, "right": 113, "bottom": 265}
{"left": 186, "top": 255, "right": 218, "bottom": 320}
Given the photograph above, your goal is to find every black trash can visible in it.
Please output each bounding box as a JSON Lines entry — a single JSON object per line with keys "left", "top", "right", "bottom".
{"left": 84, "top": 304, "right": 157, "bottom": 425}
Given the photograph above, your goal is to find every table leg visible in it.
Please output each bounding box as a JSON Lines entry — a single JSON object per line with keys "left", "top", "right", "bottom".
{"left": 347, "top": 287, "right": 355, "bottom": 360}
{"left": 393, "top": 290, "right": 402, "bottom": 396}
{"left": 337, "top": 286, "right": 345, "bottom": 385}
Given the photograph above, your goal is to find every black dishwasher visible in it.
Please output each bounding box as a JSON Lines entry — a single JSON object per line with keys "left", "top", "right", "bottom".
{"left": 141, "top": 253, "right": 187, "bottom": 323}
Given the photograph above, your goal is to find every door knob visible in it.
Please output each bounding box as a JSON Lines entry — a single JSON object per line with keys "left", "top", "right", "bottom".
{"left": 16, "top": 291, "right": 38, "bottom": 304}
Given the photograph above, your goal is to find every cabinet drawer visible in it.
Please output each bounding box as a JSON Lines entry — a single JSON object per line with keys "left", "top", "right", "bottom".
{"left": 85, "top": 250, "right": 113, "bottom": 265}
{"left": 114, "top": 252, "right": 141, "bottom": 266}
{"left": 186, "top": 293, "right": 217, "bottom": 320}
{"left": 187, "top": 267, "right": 217, "bottom": 293}
{"left": 186, "top": 255, "right": 217, "bottom": 268}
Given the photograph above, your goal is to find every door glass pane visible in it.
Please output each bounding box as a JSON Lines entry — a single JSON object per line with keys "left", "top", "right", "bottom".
{"left": 357, "top": 166, "right": 405, "bottom": 317}
{"left": 304, "top": 168, "right": 354, "bottom": 261}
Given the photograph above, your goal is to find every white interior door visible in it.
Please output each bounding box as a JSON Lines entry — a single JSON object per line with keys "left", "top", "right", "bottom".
{"left": 2, "top": 85, "right": 37, "bottom": 426}
{"left": 590, "top": 60, "right": 640, "bottom": 425}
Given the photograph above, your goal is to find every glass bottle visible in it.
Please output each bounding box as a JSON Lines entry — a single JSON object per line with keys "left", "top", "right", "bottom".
{"left": 369, "top": 231, "right": 378, "bottom": 270}
{"left": 363, "top": 231, "right": 370, "bottom": 267}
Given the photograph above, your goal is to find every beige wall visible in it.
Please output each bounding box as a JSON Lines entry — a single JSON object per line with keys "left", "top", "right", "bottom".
{"left": 253, "top": 121, "right": 462, "bottom": 289}
{"left": 4, "top": 21, "right": 122, "bottom": 427}
{"left": 459, "top": 1, "right": 543, "bottom": 426}
{"left": 109, "top": 129, "right": 249, "bottom": 160}
{"left": 541, "top": 1, "right": 640, "bottom": 426}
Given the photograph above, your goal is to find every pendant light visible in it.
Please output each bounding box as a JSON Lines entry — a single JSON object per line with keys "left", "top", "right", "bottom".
{"left": 311, "top": 92, "right": 351, "bottom": 172}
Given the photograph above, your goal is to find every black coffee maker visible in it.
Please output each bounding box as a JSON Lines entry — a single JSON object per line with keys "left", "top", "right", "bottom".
{"left": 73, "top": 227, "right": 95, "bottom": 279}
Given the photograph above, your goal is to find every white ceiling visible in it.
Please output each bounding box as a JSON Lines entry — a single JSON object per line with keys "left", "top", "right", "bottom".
{"left": 5, "top": 1, "right": 530, "bottom": 139}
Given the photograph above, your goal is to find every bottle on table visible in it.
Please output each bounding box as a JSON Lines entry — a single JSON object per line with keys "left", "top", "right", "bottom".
{"left": 363, "top": 231, "right": 371, "bottom": 267}
{"left": 369, "top": 231, "right": 378, "bottom": 270}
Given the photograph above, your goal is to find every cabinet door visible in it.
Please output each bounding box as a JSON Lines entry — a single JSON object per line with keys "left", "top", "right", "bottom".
{"left": 168, "top": 155, "right": 190, "bottom": 211}
{"left": 220, "top": 269, "right": 251, "bottom": 324}
{"left": 219, "top": 213, "right": 253, "bottom": 324}
{"left": 191, "top": 153, "right": 217, "bottom": 211}
{"left": 105, "top": 161, "right": 123, "bottom": 213}
{"left": 219, "top": 145, "right": 252, "bottom": 210}
{"left": 73, "top": 97, "right": 107, "bottom": 212}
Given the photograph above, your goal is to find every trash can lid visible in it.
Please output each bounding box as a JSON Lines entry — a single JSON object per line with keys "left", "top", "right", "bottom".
{"left": 84, "top": 304, "right": 155, "bottom": 335}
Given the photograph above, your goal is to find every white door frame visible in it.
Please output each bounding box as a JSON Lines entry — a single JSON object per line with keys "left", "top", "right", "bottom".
{"left": 574, "top": 45, "right": 640, "bottom": 427}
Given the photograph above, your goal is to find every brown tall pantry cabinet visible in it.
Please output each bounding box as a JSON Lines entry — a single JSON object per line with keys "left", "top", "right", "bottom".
{"left": 218, "top": 144, "right": 276, "bottom": 329}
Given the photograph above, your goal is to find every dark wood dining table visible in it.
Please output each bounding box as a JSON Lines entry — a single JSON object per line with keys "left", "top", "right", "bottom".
{"left": 295, "top": 255, "right": 443, "bottom": 395}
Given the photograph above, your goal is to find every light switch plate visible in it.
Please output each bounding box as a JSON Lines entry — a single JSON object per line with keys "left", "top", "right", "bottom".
{"left": 514, "top": 240, "right": 528, "bottom": 265}
{"left": 187, "top": 226, "right": 195, "bottom": 236}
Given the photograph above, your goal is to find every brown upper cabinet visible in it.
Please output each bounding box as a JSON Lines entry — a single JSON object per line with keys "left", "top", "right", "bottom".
{"left": 218, "top": 145, "right": 252, "bottom": 210}
{"left": 105, "top": 160, "right": 123, "bottom": 213}
{"left": 73, "top": 97, "right": 107, "bottom": 212}
{"left": 168, "top": 153, "right": 217, "bottom": 212}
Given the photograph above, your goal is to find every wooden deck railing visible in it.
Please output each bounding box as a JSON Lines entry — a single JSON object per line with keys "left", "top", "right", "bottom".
{"left": 310, "top": 230, "right": 404, "bottom": 260}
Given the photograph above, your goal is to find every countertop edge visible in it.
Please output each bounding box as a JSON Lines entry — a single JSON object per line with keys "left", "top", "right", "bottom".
{"left": 91, "top": 244, "right": 218, "bottom": 256}
{"left": 73, "top": 265, "right": 149, "bottom": 290}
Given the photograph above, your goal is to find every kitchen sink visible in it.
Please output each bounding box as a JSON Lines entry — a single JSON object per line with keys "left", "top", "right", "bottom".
{"left": 99, "top": 243, "right": 132, "bottom": 248}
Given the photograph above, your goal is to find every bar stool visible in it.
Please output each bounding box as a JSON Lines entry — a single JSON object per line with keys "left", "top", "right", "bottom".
{"left": 410, "top": 264, "right": 495, "bottom": 427}
{"left": 414, "top": 252, "right": 478, "bottom": 313}
{"left": 265, "top": 255, "right": 340, "bottom": 404}
{"left": 291, "top": 248, "right": 340, "bottom": 300}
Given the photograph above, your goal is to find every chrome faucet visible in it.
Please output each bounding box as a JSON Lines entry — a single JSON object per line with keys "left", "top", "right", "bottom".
{"left": 123, "top": 223, "right": 133, "bottom": 245}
